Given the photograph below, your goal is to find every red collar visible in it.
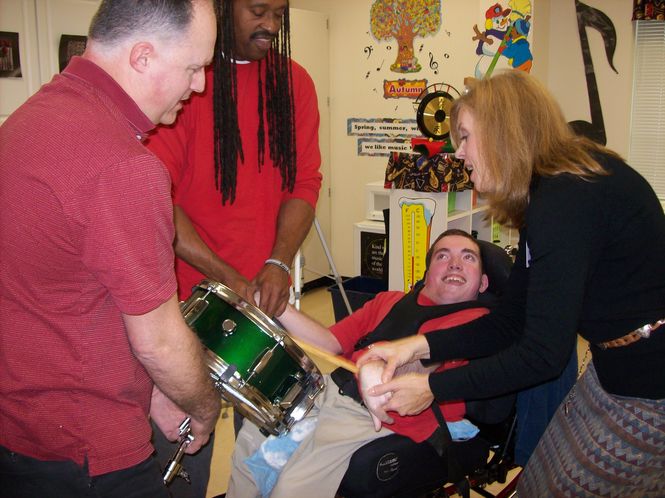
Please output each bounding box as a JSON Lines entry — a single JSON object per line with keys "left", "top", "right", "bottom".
{"left": 63, "top": 56, "right": 154, "bottom": 141}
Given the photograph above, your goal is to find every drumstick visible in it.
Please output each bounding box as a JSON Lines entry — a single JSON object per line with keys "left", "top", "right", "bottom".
{"left": 293, "top": 339, "right": 358, "bottom": 374}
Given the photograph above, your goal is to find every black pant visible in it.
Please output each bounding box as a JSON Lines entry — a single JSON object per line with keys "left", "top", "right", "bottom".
{"left": 0, "top": 445, "right": 169, "bottom": 498}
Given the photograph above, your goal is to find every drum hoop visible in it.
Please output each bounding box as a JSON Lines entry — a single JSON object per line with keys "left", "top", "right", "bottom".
{"left": 219, "top": 370, "right": 325, "bottom": 436}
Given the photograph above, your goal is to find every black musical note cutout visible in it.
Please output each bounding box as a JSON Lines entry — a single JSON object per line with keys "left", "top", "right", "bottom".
{"left": 419, "top": 44, "right": 424, "bottom": 53}
{"left": 364, "top": 46, "right": 373, "bottom": 59}
{"left": 365, "top": 71, "right": 371, "bottom": 79}
{"left": 377, "top": 60, "right": 385, "bottom": 71}
{"left": 444, "top": 53, "right": 450, "bottom": 59}
{"left": 428, "top": 52, "right": 439, "bottom": 74}
{"left": 386, "top": 45, "right": 392, "bottom": 50}
{"left": 569, "top": 0, "right": 618, "bottom": 146}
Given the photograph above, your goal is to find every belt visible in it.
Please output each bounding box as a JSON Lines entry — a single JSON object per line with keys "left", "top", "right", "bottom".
{"left": 598, "top": 318, "right": 665, "bottom": 349}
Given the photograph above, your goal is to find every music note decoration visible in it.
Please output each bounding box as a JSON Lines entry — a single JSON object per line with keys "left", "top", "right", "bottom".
{"left": 568, "top": 0, "right": 618, "bottom": 146}
{"left": 428, "top": 52, "right": 439, "bottom": 75}
{"left": 364, "top": 46, "right": 374, "bottom": 59}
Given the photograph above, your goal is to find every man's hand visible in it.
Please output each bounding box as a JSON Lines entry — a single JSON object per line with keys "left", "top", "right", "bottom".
{"left": 186, "top": 415, "right": 216, "bottom": 454}
{"left": 150, "top": 385, "right": 188, "bottom": 441}
{"left": 251, "top": 263, "right": 290, "bottom": 317}
{"left": 150, "top": 386, "right": 215, "bottom": 454}
{"left": 356, "top": 335, "right": 430, "bottom": 384}
{"left": 358, "top": 360, "right": 394, "bottom": 431}
{"left": 223, "top": 268, "right": 258, "bottom": 307}
{"left": 367, "top": 373, "right": 434, "bottom": 417}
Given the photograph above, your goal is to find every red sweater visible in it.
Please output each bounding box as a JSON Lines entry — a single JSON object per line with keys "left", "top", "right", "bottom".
{"left": 330, "top": 291, "right": 489, "bottom": 443}
{"left": 147, "top": 61, "right": 322, "bottom": 299}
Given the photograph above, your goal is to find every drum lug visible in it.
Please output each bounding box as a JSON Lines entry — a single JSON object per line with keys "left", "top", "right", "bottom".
{"left": 250, "top": 348, "right": 274, "bottom": 376}
{"left": 181, "top": 298, "right": 209, "bottom": 325}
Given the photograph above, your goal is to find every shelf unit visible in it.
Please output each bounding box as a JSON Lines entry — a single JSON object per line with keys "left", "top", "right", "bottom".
{"left": 388, "top": 188, "right": 516, "bottom": 292}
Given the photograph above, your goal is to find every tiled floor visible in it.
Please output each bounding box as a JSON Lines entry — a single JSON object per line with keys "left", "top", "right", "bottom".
{"left": 203, "top": 287, "right": 588, "bottom": 497}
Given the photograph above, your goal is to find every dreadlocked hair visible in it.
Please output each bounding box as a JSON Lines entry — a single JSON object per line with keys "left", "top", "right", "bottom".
{"left": 212, "top": 1, "right": 297, "bottom": 205}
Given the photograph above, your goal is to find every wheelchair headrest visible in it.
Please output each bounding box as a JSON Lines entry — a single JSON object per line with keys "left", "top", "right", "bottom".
{"left": 476, "top": 239, "right": 513, "bottom": 299}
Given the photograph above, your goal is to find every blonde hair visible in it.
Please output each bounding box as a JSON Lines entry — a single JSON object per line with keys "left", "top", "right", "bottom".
{"left": 450, "top": 70, "right": 618, "bottom": 228}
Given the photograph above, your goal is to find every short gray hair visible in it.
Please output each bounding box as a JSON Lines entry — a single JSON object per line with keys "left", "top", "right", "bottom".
{"left": 88, "top": 0, "right": 196, "bottom": 44}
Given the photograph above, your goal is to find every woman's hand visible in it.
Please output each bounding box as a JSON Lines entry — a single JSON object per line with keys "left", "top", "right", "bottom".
{"left": 356, "top": 335, "right": 430, "bottom": 383}
{"left": 367, "top": 373, "right": 434, "bottom": 417}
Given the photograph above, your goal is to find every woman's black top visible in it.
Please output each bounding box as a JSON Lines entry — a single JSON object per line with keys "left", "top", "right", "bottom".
{"left": 427, "top": 153, "right": 665, "bottom": 400}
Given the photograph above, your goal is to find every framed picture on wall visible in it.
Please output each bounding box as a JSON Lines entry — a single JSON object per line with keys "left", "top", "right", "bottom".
{"left": 59, "top": 35, "right": 87, "bottom": 72}
{"left": 0, "top": 31, "right": 22, "bottom": 78}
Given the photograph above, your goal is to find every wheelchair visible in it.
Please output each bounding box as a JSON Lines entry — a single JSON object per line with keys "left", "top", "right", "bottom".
{"left": 337, "top": 240, "right": 521, "bottom": 498}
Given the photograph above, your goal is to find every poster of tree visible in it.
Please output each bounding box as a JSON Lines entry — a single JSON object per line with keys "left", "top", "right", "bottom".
{"left": 370, "top": 0, "right": 442, "bottom": 73}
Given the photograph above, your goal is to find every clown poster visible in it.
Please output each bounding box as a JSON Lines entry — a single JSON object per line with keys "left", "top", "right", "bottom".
{"left": 472, "top": 1, "right": 534, "bottom": 79}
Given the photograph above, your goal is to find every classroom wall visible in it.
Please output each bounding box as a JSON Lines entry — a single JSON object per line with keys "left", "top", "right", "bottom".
{"left": 291, "top": 0, "right": 635, "bottom": 276}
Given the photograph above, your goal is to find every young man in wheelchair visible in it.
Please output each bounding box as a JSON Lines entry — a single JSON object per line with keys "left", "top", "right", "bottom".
{"left": 226, "top": 229, "right": 498, "bottom": 498}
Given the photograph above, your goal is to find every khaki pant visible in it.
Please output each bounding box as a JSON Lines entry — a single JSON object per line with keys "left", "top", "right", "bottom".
{"left": 227, "top": 375, "right": 393, "bottom": 498}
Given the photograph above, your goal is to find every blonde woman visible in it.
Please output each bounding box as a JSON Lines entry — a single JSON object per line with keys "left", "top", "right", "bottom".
{"left": 359, "top": 70, "right": 665, "bottom": 496}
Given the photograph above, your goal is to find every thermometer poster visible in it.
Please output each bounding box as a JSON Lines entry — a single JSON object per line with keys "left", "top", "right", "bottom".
{"left": 398, "top": 197, "right": 436, "bottom": 292}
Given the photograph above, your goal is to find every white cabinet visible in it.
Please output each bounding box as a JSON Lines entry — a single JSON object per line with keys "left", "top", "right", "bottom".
{"left": 352, "top": 181, "right": 390, "bottom": 279}
{"left": 0, "top": 0, "right": 100, "bottom": 123}
{"left": 388, "top": 188, "right": 516, "bottom": 292}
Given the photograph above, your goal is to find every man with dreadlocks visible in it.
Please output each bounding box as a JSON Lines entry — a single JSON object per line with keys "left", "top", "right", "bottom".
{"left": 148, "top": 0, "right": 321, "bottom": 316}
{"left": 147, "top": 0, "right": 321, "bottom": 496}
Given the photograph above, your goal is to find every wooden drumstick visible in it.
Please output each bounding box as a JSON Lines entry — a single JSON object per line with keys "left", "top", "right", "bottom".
{"left": 293, "top": 339, "right": 358, "bottom": 374}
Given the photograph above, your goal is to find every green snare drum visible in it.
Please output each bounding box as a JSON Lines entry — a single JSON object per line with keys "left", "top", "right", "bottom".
{"left": 181, "top": 280, "right": 324, "bottom": 436}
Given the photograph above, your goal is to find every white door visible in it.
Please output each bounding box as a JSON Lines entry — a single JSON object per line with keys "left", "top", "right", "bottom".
{"left": 0, "top": 0, "right": 40, "bottom": 123}
{"left": 0, "top": 0, "right": 99, "bottom": 123}
{"left": 290, "top": 8, "right": 332, "bottom": 285}
{"left": 34, "top": 0, "right": 100, "bottom": 83}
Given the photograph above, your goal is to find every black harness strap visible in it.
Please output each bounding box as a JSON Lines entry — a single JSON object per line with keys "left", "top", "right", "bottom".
{"left": 430, "top": 402, "right": 467, "bottom": 486}
{"left": 352, "top": 283, "right": 485, "bottom": 351}
{"left": 331, "top": 284, "right": 484, "bottom": 404}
